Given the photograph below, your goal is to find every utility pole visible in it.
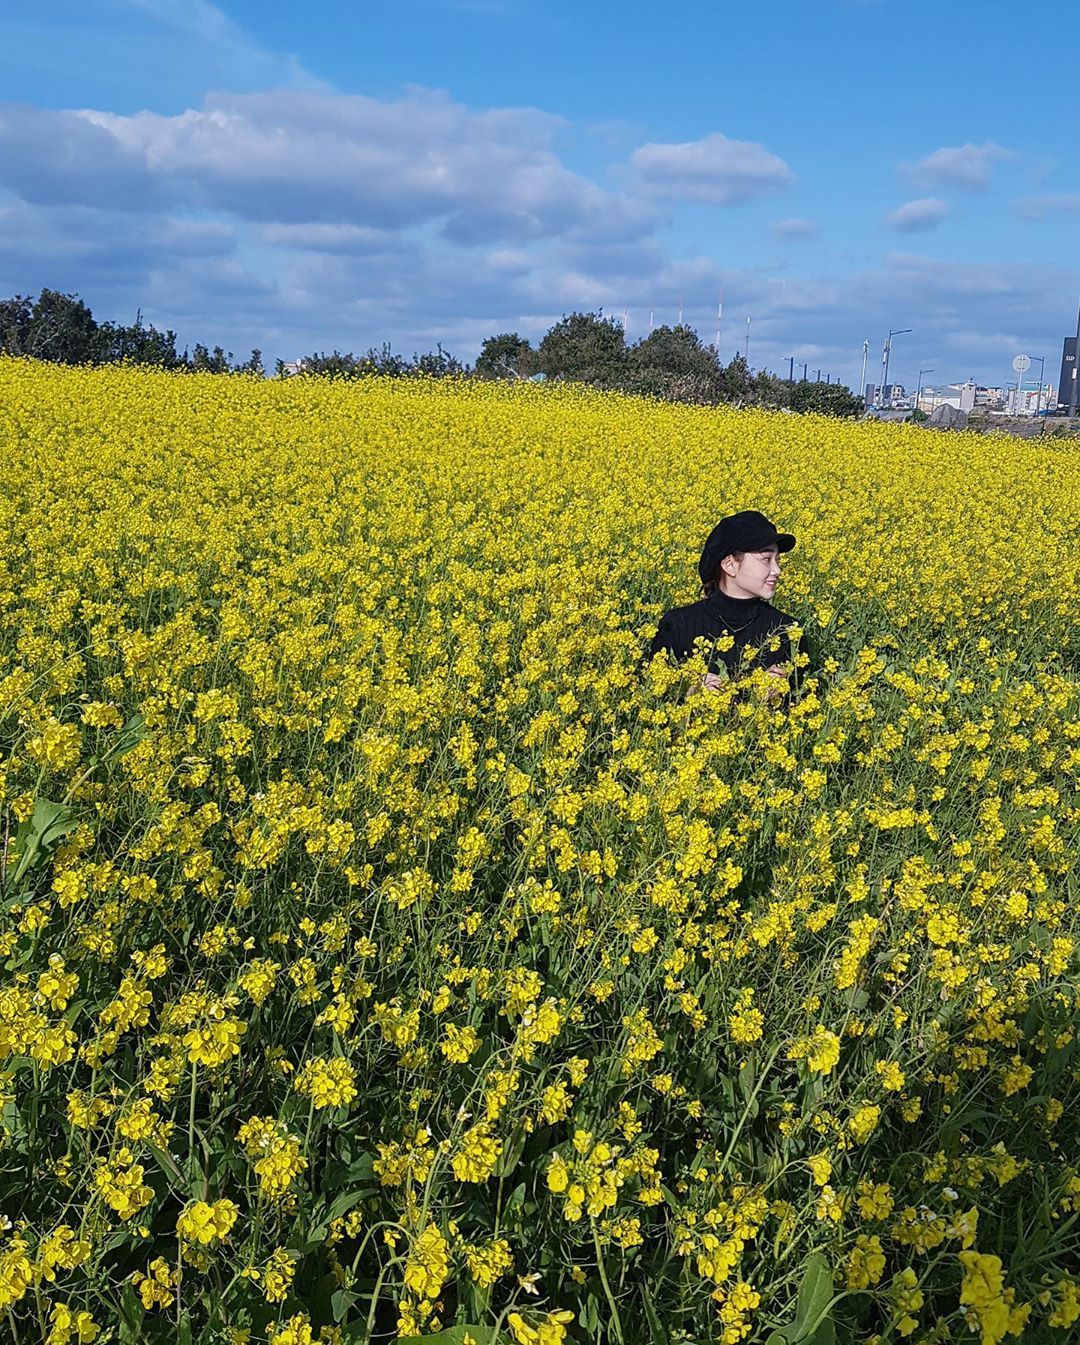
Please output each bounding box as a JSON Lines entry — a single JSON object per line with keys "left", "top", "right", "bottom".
{"left": 1070, "top": 297, "right": 1080, "bottom": 417}
{"left": 788, "top": 356, "right": 794, "bottom": 383}
{"left": 745, "top": 316, "right": 751, "bottom": 368}
{"left": 1032, "top": 355, "right": 1045, "bottom": 418}
{"left": 860, "top": 338, "right": 869, "bottom": 408}
{"left": 882, "top": 327, "right": 911, "bottom": 407}
{"left": 915, "top": 368, "right": 933, "bottom": 416}
{"left": 715, "top": 294, "right": 723, "bottom": 356}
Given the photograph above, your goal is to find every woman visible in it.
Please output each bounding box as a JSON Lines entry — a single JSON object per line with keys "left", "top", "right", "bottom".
{"left": 649, "top": 509, "right": 801, "bottom": 696}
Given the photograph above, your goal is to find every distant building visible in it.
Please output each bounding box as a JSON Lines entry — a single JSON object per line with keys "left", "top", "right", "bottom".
{"left": 919, "top": 380, "right": 976, "bottom": 414}
{"left": 1057, "top": 337, "right": 1078, "bottom": 412}
{"left": 864, "top": 383, "right": 908, "bottom": 407}
{"left": 1005, "top": 387, "right": 1043, "bottom": 415}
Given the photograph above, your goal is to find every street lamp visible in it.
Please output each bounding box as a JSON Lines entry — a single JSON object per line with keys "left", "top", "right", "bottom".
{"left": 915, "top": 368, "right": 933, "bottom": 416}
{"left": 1031, "top": 355, "right": 1046, "bottom": 416}
{"left": 881, "top": 328, "right": 912, "bottom": 407}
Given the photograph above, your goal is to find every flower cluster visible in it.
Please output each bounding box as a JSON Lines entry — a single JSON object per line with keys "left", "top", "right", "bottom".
{"left": 0, "top": 360, "right": 1077, "bottom": 1342}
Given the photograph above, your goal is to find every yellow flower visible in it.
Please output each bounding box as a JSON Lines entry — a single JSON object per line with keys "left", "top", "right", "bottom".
{"left": 807, "top": 1154, "right": 832, "bottom": 1187}
{"left": 269, "top": 1314, "right": 315, "bottom": 1345}
{"left": 292, "top": 1056, "right": 358, "bottom": 1110}
{"left": 45, "top": 1302, "right": 99, "bottom": 1345}
{"left": 875, "top": 1060, "right": 905, "bottom": 1092}
{"left": 93, "top": 1148, "right": 154, "bottom": 1221}
{"left": 452, "top": 1122, "right": 502, "bottom": 1183}
{"left": 847, "top": 1235, "right": 885, "bottom": 1289}
{"left": 262, "top": 1247, "right": 296, "bottom": 1302}
{"left": 402, "top": 1222, "right": 449, "bottom": 1300}
{"left": 176, "top": 1198, "right": 239, "bottom": 1245}
{"left": 507, "top": 1310, "right": 575, "bottom": 1345}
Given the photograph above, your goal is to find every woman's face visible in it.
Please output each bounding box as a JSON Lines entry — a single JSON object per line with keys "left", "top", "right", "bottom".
{"left": 725, "top": 545, "right": 782, "bottom": 599}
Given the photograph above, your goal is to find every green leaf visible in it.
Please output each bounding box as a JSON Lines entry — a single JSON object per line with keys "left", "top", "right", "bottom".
{"left": 806, "top": 1319, "right": 836, "bottom": 1345}
{"left": 109, "top": 711, "right": 153, "bottom": 760}
{"left": 10, "top": 797, "right": 80, "bottom": 892}
{"left": 332, "top": 1288, "right": 358, "bottom": 1324}
{"left": 117, "top": 1282, "right": 146, "bottom": 1344}
{"left": 494, "top": 1119, "right": 528, "bottom": 1178}
{"left": 641, "top": 1282, "right": 668, "bottom": 1345}
{"left": 790, "top": 1253, "right": 834, "bottom": 1343}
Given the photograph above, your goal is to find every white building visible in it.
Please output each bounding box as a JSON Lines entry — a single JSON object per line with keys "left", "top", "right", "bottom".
{"left": 1004, "top": 384, "right": 1056, "bottom": 415}
{"left": 918, "top": 380, "right": 977, "bottom": 414}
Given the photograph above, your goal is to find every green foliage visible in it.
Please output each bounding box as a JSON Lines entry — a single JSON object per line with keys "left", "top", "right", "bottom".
{"left": 764, "top": 1253, "right": 838, "bottom": 1344}
{"left": 2, "top": 285, "right": 865, "bottom": 415}
{"left": 475, "top": 333, "right": 534, "bottom": 380}
{"left": 0, "top": 289, "right": 188, "bottom": 371}
{"left": 295, "top": 342, "right": 467, "bottom": 379}
{"left": 536, "top": 311, "right": 629, "bottom": 387}
{"left": 789, "top": 379, "right": 863, "bottom": 418}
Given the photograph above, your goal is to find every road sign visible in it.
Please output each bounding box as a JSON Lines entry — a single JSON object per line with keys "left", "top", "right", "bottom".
{"left": 1012, "top": 353, "right": 1031, "bottom": 374}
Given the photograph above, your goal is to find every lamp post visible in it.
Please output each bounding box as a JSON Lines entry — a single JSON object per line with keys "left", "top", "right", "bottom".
{"left": 881, "top": 327, "right": 912, "bottom": 407}
{"left": 1071, "top": 297, "right": 1080, "bottom": 418}
{"left": 859, "top": 338, "right": 869, "bottom": 409}
{"left": 1031, "top": 355, "right": 1046, "bottom": 417}
{"left": 915, "top": 368, "right": 933, "bottom": 416}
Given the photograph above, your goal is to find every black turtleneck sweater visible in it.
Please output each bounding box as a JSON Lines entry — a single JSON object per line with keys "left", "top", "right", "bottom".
{"left": 648, "top": 587, "right": 800, "bottom": 682}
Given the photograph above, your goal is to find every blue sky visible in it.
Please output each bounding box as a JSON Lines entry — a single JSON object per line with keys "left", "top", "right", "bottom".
{"left": 2, "top": 0, "right": 1078, "bottom": 389}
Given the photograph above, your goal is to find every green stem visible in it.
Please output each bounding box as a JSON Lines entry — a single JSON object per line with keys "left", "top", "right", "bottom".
{"left": 187, "top": 1062, "right": 199, "bottom": 1187}
{"left": 718, "top": 1043, "right": 782, "bottom": 1176}
{"left": 591, "top": 1222, "right": 625, "bottom": 1345}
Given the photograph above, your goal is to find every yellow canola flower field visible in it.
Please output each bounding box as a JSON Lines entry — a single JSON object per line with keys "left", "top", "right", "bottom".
{"left": 1, "top": 357, "right": 1079, "bottom": 1345}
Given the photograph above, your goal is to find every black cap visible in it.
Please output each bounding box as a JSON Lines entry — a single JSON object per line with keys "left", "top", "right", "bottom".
{"left": 698, "top": 510, "right": 796, "bottom": 585}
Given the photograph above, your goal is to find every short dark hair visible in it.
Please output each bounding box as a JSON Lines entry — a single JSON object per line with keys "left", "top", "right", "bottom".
{"left": 702, "top": 550, "right": 744, "bottom": 596}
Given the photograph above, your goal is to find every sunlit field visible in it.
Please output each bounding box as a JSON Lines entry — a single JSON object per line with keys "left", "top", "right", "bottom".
{"left": 1, "top": 358, "right": 1078, "bottom": 1345}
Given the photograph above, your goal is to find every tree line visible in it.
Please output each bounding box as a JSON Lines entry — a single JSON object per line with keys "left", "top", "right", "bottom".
{"left": 0, "top": 288, "right": 862, "bottom": 415}
{"left": 0, "top": 288, "right": 265, "bottom": 374}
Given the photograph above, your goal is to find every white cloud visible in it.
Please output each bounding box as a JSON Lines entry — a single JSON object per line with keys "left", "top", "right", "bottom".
{"left": 771, "top": 217, "right": 818, "bottom": 241}
{"left": 1017, "top": 193, "right": 1080, "bottom": 220}
{"left": 2, "top": 189, "right": 1074, "bottom": 387}
{"left": 120, "top": 0, "right": 324, "bottom": 91}
{"left": 629, "top": 132, "right": 794, "bottom": 205}
{"left": 886, "top": 198, "right": 950, "bottom": 233}
{"left": 0, "top": 83, "right": 1074, "bottom": 386}
{"left": 258, "top": 223, "right": 405, "bottom": 254}
{"left": 0, "top": 90, "right": 656, "bottom": 246}
{"left": 906, "top": 141, "right": 1012, "bottom": 190}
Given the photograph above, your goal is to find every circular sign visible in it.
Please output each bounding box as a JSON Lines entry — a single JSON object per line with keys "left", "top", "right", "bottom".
{"left": 1012, "top": 353, "right": 1031, "bottom": 374}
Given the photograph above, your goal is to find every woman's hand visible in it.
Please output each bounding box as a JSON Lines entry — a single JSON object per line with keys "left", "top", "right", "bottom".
{"left": 701, "top": 671, "right": 726, "bottom": 692}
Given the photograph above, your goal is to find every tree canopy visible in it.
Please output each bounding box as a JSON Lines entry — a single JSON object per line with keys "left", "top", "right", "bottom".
{"left": 1, "top": 288, "right": 864, "bottom": 416}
